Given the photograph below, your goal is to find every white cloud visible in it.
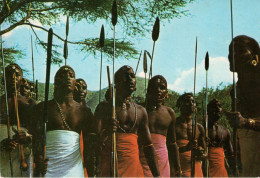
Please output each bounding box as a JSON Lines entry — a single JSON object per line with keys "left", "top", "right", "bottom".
{"left": 137, "top": 71, "right": 145, "bottom": 78}
{"left": 168, "top": 57, "right": 237, "bottom": 94}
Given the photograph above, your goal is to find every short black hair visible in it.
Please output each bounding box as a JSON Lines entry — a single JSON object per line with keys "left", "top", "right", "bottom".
{"left": 176, "top": 92, "right": 193, "bottom": 108}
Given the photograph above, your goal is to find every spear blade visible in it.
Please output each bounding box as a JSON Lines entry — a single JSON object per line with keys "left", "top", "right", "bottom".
{"left": 205, "top": 51, "right": 209, "bottom": 71}
{"left": 143, "top": 51, "right": 147, "bottom": 73}
{"left": 152, "top": 17, "right": 160, "bottom": 42}
{"left": 66, "top": 16, "right": 69, "bottom": 37}
{"left": 111, "top": 0, "right": 118, "bottom": 26}
{"left": 99, "top": 25, "right": 105, "bottom": 48}
{"left": 63, "top": 40, "right": 68, "bottom": 60}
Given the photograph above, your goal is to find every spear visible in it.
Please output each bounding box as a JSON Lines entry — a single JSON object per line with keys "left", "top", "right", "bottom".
{"left": 143, "top": 50, "right": 148, "bottom": 93}
{"left": 35, "top": 79, "right": 38, "bottom": 101}
{"left": 149, "top": 17, "right": 160, "bottom": 79}
{"left": 205, "top": 51, "right": 209, "bottom": 177}
{"left": 191, "top": 37, "right": 198, "bottom": 177}
{"left": 31, "top": 35, "right": 35, "bottom": 91}
{"left": 1, "top": 24, "right": 14, "bottom": 177}
{"left": 64, "top": 16, "right": 69, "bottom": 65}
{"left": 134, "top": 50, "right": 143, "bottom": 75}
{"left": 111, "top": 0, "right": 118, "bottom": 177}
{"left": 230, "top": 1, "right": 238, "bottom": 176}
{"left": 13, "top": 74, "right": 28, "bottom": 172}
{"left": 39, "top": 28, "right": 53, "bottom": 177}
{"left": 99, "top": 25, "right": 105, "bottom": 103}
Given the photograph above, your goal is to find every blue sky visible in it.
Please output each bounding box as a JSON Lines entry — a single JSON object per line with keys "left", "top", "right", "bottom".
{"left": 2, "top": 0, "right": 260, "bottom": 94}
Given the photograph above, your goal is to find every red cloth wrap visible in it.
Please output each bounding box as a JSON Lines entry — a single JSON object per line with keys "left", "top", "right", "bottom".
{"left": 208, "top": 147, "right": 228, "bottom": 177}
{"left": 177, "top": 139, "right": 203, "bottom": 177}
{"left": 140, "top": 133, "right": 170, "bottom": 177}
{"left": 80, "top": 132, "right": 88, "bottom": 177}
{"left": 99, "top": 133, "right": 144, "bottom": 177}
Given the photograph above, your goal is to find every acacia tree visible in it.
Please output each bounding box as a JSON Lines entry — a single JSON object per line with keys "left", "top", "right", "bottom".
{"left": 0, "top": 0, "right": 193, "bottom": 64}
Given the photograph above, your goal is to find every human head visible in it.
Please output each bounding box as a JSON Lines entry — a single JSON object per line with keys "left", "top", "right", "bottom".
{"left": 176, "top": 93, "right": 196, "bottom": 115}
{"left": 147, "top": 75, "right": 168, "bottom": 105}
{"left": 228, "top": 35, "right": 260, "bottom": 73}
{"left": 20, "top": 78, "right": 30, "bottom": 97}
{"left": 207, "top": 99, "right": 222, "bottom": 123}
{"left": 54, "top": 65, "right": 76, "bottom": 93}
{"left": 115, "top": 65, "right": 136, "bottom": 95}
{"left": 73, "top": 78, "right": 87, "bottom": 103}
{"left": 5, "top": 63, "right": 23, "bottom": 93}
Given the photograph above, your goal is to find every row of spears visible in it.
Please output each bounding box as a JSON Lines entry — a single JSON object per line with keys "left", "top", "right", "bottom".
{"left": 0, "top": 0, "right": 238, "bottom": 177}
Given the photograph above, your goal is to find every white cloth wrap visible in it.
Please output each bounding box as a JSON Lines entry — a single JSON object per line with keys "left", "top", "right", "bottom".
{"left": 45, "top": 130, "right": 84, "bottom": 177}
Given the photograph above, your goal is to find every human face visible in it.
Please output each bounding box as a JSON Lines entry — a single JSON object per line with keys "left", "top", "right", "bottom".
{"left": 208, "top": 102, "right": 222, "bottom": 123}
{"left": 20, "top": 79, "right": 30, "bottom": 97}
{"left": 5, "top": 65, "right": 23, "bottom": 92}
{"left": 55, "top": 67, "right": 76, "bottom": 92}
{"left": 75, "top": 80, "right": 87, "bottom": 101}
{"left": 119, "top": 68, "right": 136, "bottom": 92}
{"left": 148, "top": 77, "right": 167, "bottom": 104}
{"left": 180, "top": 95, "right": 196, "bottom": 115}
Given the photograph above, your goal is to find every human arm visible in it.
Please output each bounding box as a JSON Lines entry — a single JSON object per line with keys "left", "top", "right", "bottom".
{"left": 223, "top": 128, "right": 238, "bottom": 176}
{"left": 225, "top": 111, "right": 260, "bottom": 131}
{"left": 31, "top": 103, "right": 48, "bottom": 177}
{"left": 197, "top": 124, "right": 207, "bottom": 160}
{"left": 138, "top": 107, "right": 160, "bottom": 177}
{"left": 166, "top": 108, "right": 181, "bottom": 177}
{"left": 83, "top": 107, "right": 96, "bottom": 177}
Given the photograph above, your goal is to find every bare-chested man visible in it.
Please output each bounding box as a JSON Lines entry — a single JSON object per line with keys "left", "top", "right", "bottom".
{"left": 226, "top": 35, "right": 260, "bottom": 176}
{"left": 94, "top": 65, "right": 160, "bottom": 177}
{"left": 0, "top": 63, "right": 36, "bottom": 177}
{"left": 175, "top": 93, "right": 207, "bottom": 177}
{"left": 73, "top": 78, "right": 95, "bottom": 177}
{"left": 207, "top": 99, "right": 237, "bottom": 177}
{"left": 33, "top": 66, "right": 93, "bottom": 177}
{"left": 139, "top": 75, "right": 181, "bottom": 177}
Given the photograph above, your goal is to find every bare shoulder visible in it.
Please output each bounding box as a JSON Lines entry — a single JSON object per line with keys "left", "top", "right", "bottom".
{"left": 134, "top": 102, "right": 147, "bottom": 115}
{"left": 165, "top": 106, "right": 175, "bottom": 115}
{"left": 197, "top": 123, "right": 205, "bottom": 132}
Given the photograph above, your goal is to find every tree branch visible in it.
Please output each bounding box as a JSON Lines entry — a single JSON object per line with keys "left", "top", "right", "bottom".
{"left": 0, "top": 5, "right": 31, "bottom": 35}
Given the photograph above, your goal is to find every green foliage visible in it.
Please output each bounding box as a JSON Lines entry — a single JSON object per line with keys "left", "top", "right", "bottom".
{"left": 0, "top": 0, "right": 194, "bottom": 65}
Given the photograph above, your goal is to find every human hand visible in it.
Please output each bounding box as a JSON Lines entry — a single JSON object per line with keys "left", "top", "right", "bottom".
{"left": 12, "top": 127, "right": 31, "bottom": 144}
{"left": 225, "top": 111, "right": 246, "bottom": 128}
{"left": 34, "top": 155, "right": 49, "bottom": 176}
{"left": 0, "top": 138, "right": 18, "bottom": 151}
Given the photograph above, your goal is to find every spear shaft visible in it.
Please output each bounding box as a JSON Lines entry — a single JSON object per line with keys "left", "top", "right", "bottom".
{"left": 1, "top": 24, "right": 14, "bottom": 177}
{"left": 230, "top": 1, "right": 238, "bottom": 176}
{"left": 135, "top": 50, "right": 142, "bottom": 75}
{"left": 191, "top": 37, "right": 198, "bottom": 177}
{"left": 31, "top": 35, "right": 35, "bottom": 90}
{"left": 149, "top": 42, "right": 156, "bottom": 79}
{"left": 205, "top": 52, "right": 209, "bottom": 177}
{"left": 111, "top": 1, "right": 118, "bottom": 176}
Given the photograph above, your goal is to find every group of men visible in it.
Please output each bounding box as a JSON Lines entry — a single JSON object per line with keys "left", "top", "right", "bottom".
{"left": 0, "top": 34, "right": 259, "bottom": 177}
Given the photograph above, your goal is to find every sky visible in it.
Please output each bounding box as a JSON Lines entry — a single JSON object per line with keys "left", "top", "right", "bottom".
{"left": 2, "top": 0, "right": 260, "bottom": 94}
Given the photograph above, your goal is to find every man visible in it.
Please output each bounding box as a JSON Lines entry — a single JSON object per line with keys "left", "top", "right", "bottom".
{"left": 207, "top": 99, "right": 236, "bottom": 177}
{"left": 33, "top": 65, "right": 93, "bottom": 177}
{"left": 94, "top": 65, "right": 160, "bottom": 177}
{"left": 0, "top": 63, "right": 35, "bottom": 177}
{"left": 175, "top": 93, "right": 207, "bottom": 177}
{"left": 20, "top": 78, "right": 31, "bottom": 98}
{"left": 226, "top": 35, "right": 260, "bottom": 176}
{"left": 139, "top": 75, "right": 181, "bottom": 177}
{"left": 73, "top": 78, "right": 95, "bottom": 177}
